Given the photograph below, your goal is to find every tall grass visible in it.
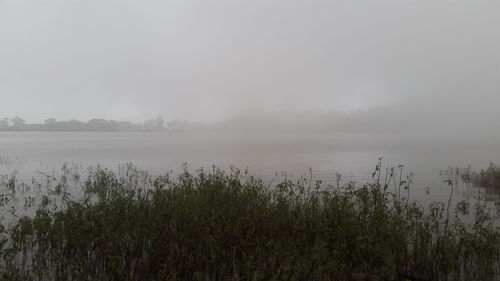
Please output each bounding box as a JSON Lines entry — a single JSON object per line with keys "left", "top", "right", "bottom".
{"left": 0, "top": 163, "right": 499, "bottom": 281}
{"left": 451, "top": 163, "right": 500, "bottom": 191}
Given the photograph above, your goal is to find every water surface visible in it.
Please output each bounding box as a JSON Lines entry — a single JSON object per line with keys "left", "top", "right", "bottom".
{"left": 1, "top": 131, "right": 499, "bottom": 204}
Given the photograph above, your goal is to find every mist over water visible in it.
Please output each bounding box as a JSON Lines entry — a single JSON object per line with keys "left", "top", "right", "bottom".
{"left": 1, "top": 130, "right": 499, "bottom": 205}
{"left": 0, "top": 0, "right": 499, "bottom": 210}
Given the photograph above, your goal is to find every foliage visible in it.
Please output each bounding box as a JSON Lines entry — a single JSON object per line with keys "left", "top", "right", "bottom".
{"left": 0, "top": 163, "right": 499, "bottom": 281}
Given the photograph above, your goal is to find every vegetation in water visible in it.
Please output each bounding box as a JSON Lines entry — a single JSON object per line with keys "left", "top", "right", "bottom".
{"left": 0, "top": 161, "right": 499, "bottom": 281}
{"left": 449, "top": 163, "right": 500, "bottom": 190}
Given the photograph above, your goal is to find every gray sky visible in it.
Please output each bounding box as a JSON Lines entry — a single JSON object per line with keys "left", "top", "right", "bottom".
{"left": 0, "top": 0, "right": 499, "bottom": 123}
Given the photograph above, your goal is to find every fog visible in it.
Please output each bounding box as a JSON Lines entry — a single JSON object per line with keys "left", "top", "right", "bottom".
{"left": 4, "top": 2, "right": 500, "bottom": 278}
{"left": 0, "top": 0, "right": 499, "bottom": 134}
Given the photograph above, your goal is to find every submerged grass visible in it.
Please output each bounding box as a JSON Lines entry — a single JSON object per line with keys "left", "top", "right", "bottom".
{"left": 0, "top": 163, "right": 499, "bottom": 280}
{"left": 452, "top": 163, "right": 500, "bottom": 191}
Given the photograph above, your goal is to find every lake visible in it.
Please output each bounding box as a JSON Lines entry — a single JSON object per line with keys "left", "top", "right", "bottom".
{"left": 1, "top": 131, "right": 500, "bottom": 204}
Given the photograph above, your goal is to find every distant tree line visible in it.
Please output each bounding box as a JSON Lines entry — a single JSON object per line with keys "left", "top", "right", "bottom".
{"left": 0, "top": 116, "right": 191, "bottom": 132}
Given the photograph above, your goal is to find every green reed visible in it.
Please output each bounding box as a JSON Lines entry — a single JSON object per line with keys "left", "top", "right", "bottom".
{"left": 0, "top": 163, "right": 499, "bottom": 281}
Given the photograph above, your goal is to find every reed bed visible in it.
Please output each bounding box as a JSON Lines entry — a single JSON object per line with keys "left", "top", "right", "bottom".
{"left": 0, "top": 162, "right": 499, "bottom": 281}
{"left": 450, "top": 163, "right": 500, "bottom": 191}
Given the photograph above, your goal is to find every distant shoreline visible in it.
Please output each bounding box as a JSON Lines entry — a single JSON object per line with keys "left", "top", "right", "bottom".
{"left": 0, "top": 129, "right": 171, "bottom": 132}
{"left": 0, "top": 116, "right": 191, "bottom": 132}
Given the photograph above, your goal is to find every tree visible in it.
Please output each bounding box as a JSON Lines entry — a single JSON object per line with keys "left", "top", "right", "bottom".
{"left": 144, "top": 116, "right": 165, "bottom": 131}
{"left": 44, "top": 118, "right": 57, "bottom": 130}
{"left": 0, "top": 118, "right": 9, "bottom": 130}
{"left": 87, "top": 119, "right": 116, "bottom": 131}
{"left": 10, "top": 116, "right": 25, "bottom": 129}
{"left": 44, "top": 118, "right": 57, "bottom": 126}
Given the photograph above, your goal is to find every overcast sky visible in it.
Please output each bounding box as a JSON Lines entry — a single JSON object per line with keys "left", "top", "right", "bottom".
{"left": 0, "top": 0, "right": 499, "bottom": 123}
